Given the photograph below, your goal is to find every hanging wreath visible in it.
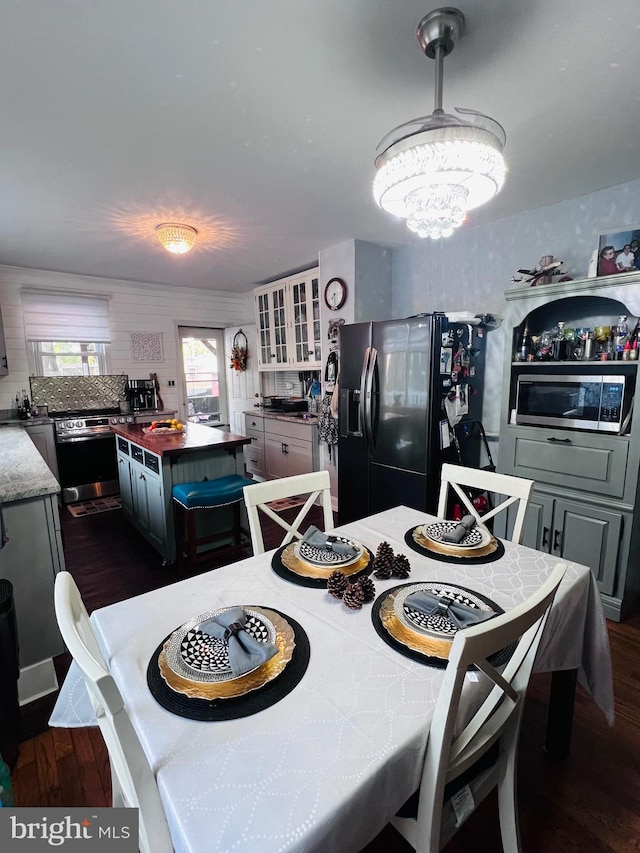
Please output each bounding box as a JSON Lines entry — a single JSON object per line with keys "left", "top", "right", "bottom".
{"left": 230, "top": 329, "right": 248, "bottom": 372}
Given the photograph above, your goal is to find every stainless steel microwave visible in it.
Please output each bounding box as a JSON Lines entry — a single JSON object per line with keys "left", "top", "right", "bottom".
{"left": 515, "top": 374, "right": 626, "bottom": 433}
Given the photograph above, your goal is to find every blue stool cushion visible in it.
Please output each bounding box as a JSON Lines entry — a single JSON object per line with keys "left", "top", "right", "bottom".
{"left": 172, "top": 475, "right": 254, "bottom": 509}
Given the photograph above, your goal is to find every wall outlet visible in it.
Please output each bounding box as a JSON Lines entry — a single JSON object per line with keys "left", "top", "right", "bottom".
{"left": 167, "top": 379, "right": 176, "bottom": 387}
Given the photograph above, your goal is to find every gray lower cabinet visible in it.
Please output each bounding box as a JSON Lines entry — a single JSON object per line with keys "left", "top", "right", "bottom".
{"left": 498, "top": 272, "right": 640, "bottom": 621}
{"left": 264, "top": 419, "right": 318, "bottom": 479}
{"left": 244, "top": 414, "right": 265, "bottom": 478}
{"left": 521, "top": 493, "right": 622, "bottom": 595}
{"left": 24, "top": 421, "right": 59, "bottom": 481}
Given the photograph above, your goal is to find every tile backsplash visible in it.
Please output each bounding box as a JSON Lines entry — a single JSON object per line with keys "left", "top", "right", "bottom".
{"left": 29, "top": 375, "right": 127, "bottom": 412}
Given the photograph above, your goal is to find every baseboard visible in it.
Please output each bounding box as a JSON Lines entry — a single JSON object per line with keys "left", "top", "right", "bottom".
{"left": 18, "top": 658, "right": 59, "bottom": 705}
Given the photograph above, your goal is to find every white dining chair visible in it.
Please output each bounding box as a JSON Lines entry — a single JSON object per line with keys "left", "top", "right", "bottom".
{"left": 53, "top": 571, "right": 174, "bottom": 853}
{"left": 391, "top": 562, "right": 566, "bottom": 853}
{"left": 437, "top": 463, "right": 534, "bottom": 545}
{"left": 242, "top": 470, "right": 334, "bottom": 554}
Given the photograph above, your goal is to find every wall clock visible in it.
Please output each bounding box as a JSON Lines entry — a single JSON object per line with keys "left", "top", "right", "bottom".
{"left": 324, "top": 277, "right": 347, "bottom": 311}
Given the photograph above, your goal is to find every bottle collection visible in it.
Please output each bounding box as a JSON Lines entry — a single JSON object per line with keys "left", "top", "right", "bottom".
{"left": 15, "top": 388, "right": 32, "bottom": 419}
{"left": 515, "top": 315, "right": 639, "bottom": 362}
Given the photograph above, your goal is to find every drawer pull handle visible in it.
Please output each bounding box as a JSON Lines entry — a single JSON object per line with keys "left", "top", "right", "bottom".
{"left": 553, "top": 529, "right": 561, "bottom": 551}
{"left": 542, "top": 526, "right": 549, "bottom": 548}
{"left": 547, "top": 437, "right": 572, "bottom": 444}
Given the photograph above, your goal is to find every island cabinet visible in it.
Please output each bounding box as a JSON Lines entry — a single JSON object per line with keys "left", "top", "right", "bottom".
{"left": 113, "top": 423, "right": 250, "bottom": 563}
{"left": 254, "top": 268, "right": 321, "bottom": 370}
{"left": 264, "top": 418, "right": 319, "bottom": 480}
{"left": 498, "top": 271, "right": 640, "bottom": 620}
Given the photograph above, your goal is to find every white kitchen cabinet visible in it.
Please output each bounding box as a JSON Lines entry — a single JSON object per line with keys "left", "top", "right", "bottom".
{"left": 244, "top": 413, "right": 265, "bottom": 479}
{"left": 254, "top": 268, "right": 321, "bottom": 370}
{"left": 0, "top": 305, "right": 7, "bottom": 374}
{"left": 264, "top": 418, "right": 318, "bottom": 479}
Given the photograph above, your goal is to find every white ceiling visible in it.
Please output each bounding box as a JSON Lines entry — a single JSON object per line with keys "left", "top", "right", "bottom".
{"left": 1, "top": 1, "right": 639, "bottom": 293}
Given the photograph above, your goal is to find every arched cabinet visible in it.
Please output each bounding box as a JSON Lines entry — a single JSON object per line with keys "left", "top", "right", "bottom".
{"left": 499, "top": 272, "right": 640, "bottom": 620}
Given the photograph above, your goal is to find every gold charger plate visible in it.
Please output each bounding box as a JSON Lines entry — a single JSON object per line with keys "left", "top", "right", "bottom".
{"left": 379, "top": 589, "right": 455, "bottom": 661}
{"left": 412, "top": 525, "right": 498, "bottom": 559}
{"left": 281, "top": 541, "right": 371, "bottom": 579}
{"left": 158, "top": 607, "right": 295, "bottom": 700}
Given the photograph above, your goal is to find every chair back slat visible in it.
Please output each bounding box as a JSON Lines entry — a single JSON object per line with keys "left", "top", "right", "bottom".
{"left": 392, "top": 563, "right": 566, "bottom": 852}
{"left": 437, "top": 463, "right": 534, "bottom": 544}
{"left": 243, "top": 471, "right": 333, "bottom": 554}
{"left": 54, "top": 572, "right": 174, "bottom": 853}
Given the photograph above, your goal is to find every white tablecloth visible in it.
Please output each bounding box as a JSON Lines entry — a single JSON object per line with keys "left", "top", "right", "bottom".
{"left": 51, "top": 506, "right": 614, "bottom": 853}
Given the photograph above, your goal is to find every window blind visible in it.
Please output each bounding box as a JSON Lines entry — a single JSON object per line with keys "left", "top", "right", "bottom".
{"left": 21, "top": 291, "right": 111, "bottom": 342}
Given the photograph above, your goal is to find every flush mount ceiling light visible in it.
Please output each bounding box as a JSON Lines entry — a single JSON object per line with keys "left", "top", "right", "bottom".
{"left": 155, "top": 222, "right": 198, "bottom": 255}
{"left": 373, "top": 7, "right": 506, "bottom": 240}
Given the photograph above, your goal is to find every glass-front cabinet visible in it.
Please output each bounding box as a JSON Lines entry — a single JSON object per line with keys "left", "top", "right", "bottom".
{"left": 254, "top": 268, "right": 321, "bottom": 370}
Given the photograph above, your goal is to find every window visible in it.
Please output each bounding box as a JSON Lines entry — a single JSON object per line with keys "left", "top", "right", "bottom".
{"left": 28, "top": 341, "right": 108, "bottom": 376}
{"left": 22, "top": 290, "right": 111, "bottom": 376}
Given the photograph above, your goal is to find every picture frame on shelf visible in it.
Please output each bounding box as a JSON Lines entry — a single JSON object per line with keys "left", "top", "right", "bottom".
{"left": 595, "top": 224, "right": 640, "bottom": 277}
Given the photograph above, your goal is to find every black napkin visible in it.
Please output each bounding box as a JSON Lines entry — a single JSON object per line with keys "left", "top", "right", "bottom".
{"left": 440, "top": 514, "right": 477, "bottom": 544}
{"left": 198, "top": 607, "right": 278, "bottom": 677}
{"left": 301, "top": 525, "right": 357, "bottom": 556}
{"left": 405, "top": 591, "right": 494, "bottom": 629}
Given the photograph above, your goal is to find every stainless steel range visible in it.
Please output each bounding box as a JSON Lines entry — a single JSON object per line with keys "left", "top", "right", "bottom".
{"left": 53, "top": 407, "right": 134, "bottom": 504}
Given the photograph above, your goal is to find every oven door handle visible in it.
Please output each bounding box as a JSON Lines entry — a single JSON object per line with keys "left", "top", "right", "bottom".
{"left": 56, "top": 433, "right": 115, "bottom": 443}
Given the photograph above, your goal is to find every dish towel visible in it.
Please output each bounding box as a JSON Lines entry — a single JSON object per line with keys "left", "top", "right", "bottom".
{"left": 199, "top": 607, "right": 278, "bottom": 677}
{"left": 405, "top": 591, "right": 495, "bottom": 630}
{"left": 440, "top": 514, "right": 477, "bottom": 544}
{"left": 301, "top": 525, "right": 357, "bottom": 556}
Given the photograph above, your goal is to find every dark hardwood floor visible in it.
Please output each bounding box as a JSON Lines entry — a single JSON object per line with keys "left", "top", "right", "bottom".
{"left": 11, "top": 506, "right": 640, "bottom": 852}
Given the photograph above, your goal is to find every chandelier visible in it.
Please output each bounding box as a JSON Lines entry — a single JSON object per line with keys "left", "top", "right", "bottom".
{"left": 155, "top": 223, "right": 198, "bottom": 255}
{"left": 373, "top": 7, "right": 506, "bottom": 240}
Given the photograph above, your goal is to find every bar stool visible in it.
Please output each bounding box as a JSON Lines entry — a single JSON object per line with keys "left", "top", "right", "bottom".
{"left": 172, "top": 474, "right": 254, "bottom": 570}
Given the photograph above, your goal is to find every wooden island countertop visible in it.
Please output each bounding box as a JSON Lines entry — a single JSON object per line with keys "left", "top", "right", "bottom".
{"left": 110, "top": 421, "right": 250, "bottom": 458}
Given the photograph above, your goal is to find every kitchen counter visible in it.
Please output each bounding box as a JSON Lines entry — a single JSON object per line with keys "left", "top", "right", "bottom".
{"left": 110, "top": 421, "right": 250, "bottom": 457}
{"left": 0, "top": 427, "right": 60, "bottom": 502}
{"left": 246, "top": 410, "right": 320, "bottom": 425}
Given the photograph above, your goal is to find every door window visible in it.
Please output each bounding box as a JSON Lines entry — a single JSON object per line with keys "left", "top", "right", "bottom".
{"left": 178, "top": 327, "right": 228, "bottom": 426}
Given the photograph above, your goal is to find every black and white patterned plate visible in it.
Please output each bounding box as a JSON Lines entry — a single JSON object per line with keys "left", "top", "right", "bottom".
{"left": 393, "top": 582, "right": 493, "bottom": 638}
{"left": 422, "top": 521, "right": 490, "bottom": 549}
{"left": 165, "top": 607, "right": 276, "bottom": 684}
{"left": 294, "top": 537, "right": 363, "bottom": 567}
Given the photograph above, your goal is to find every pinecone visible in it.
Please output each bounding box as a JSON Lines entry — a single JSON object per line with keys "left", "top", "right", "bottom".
{"left": 356, "top": 575, "right": 376, "bottom": 603}
{"left": 343, "top": 581, "right": 365, "bottom": 610}
{"left": 327, "top": 570, "right": 348, "bottom": 599}
{"left": 392, "top": 553, "right": 411, "bottom": 579}
{"left": 374, "top": 541, "right": 395, "bottom": 579}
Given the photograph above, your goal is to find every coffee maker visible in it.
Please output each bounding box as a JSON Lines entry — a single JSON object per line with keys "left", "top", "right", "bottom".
{"left": 126, "top": 379, "right": 158, "bottom": 411}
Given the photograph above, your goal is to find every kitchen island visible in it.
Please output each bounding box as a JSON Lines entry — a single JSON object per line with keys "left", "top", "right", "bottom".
{"left": 0, "top": 427, "right": 66, "bottom": 703}
{"left": 111, "top": 422, "right": 251, "bottom": 563}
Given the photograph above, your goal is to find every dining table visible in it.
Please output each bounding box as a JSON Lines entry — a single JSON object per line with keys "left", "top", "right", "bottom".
{"left": 50, "top": 505, "right": 614, "bottom": 853}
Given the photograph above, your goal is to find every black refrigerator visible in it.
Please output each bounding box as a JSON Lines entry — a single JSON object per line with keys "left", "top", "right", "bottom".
{"left": 338, "top": 313, "right": 486, "bottom": 524}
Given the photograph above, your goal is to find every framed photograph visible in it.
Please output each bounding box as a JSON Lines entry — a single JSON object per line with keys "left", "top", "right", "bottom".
{"left": 595, "top": 225, "right": 640, "bottom": 277}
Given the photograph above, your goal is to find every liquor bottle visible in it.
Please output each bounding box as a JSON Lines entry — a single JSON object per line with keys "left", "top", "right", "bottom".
{"left": 616, "top": 316, "right": 628, "bottom": 359}
{"left": 14, "top": 394, "right": 21, "bottom": 417}
{"left": 552, "top": 322, "right": 569, "bottom": 360}
{"left": 516, "top": 324, "right": 532, "bottom": 361}
{"left": 631, "top": 340, "right": 639, "bottom": 361}
{"left": 21, "top": 389, "right": 31, "bottom": 419}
